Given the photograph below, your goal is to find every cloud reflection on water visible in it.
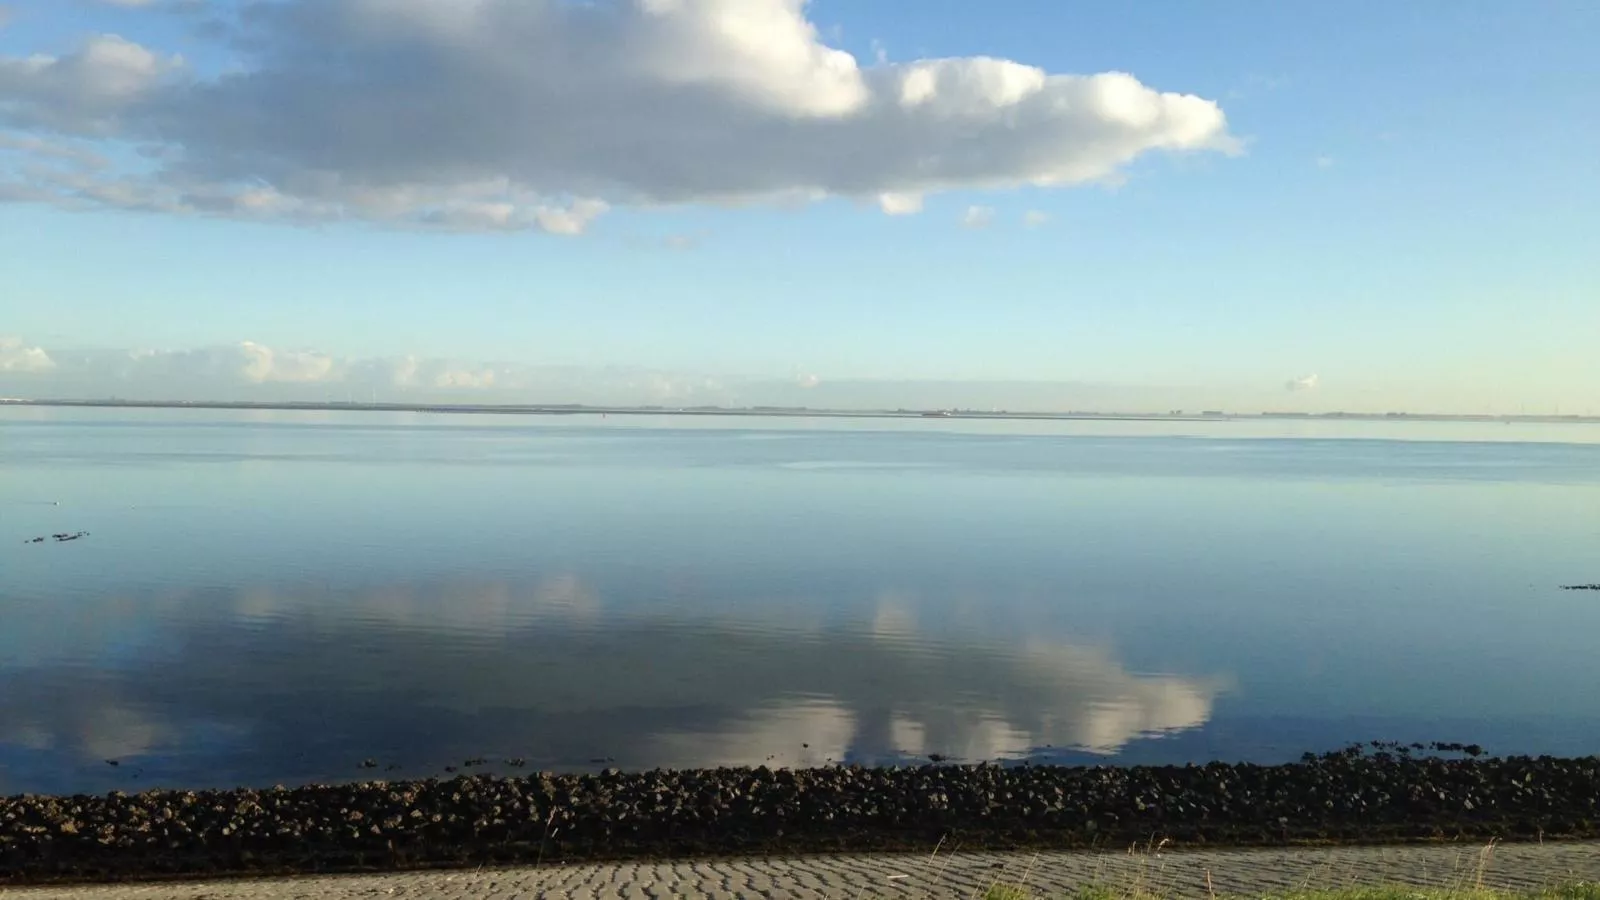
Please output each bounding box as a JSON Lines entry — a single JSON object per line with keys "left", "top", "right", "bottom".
{"left": 0, "top": 576, "right": 1223, "bottom": 794}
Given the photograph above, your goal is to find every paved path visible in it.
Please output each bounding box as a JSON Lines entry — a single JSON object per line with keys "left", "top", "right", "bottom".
{"left": 6, "top": 842, "right": 1599, "bottom": 899}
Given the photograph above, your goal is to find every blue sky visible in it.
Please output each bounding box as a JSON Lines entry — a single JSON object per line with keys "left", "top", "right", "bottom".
{"left": 0, "top": 0, "right": 1595, "bottom": 413}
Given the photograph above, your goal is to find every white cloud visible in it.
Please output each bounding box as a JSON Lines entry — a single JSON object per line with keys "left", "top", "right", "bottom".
{"left": 0, "top": 0, "right": 1236, "bottom": 232}
{"left": 365, "top": 355, "right": 420, "bottom": 388}
{"left": 1286, "top": 373, "right": 1320, "bottom": 392}
{"left": 796, "top": 372, "right": 821, "bottom": 388}
{"left": 249, "top": 343, "right": 337, "bottom": 383}
{"left": 114, "top": 341, "right": 337, "bottom": 385}
{"left": 122, "top": 343, "right": 499, "bottom": 390}
{"left": 416, "top": 196, "right": 608, "bottom": 236}
{"left": 346, "top": 355, "right": 509, "bottom": 392}
{"left": 1226, "top": 73, "right": 1288, "bottom": 101}
{"left": 0, "top": 337, "right": 752, "bottom": 404}
{"left": 433, "top": 367, "right": 496, "bottom": 389}
{"left": 532, "top": 198, "right": 610, "bottom": 236}
{"left": 0, "top": 132, "right": 110, "bottom": 169}
{"left": 961, "top": 204, "right": 995, "bottom": 229}
{"left": 869, "top": 38, "right": 889, "bottom": 67}
{"left": 659, "top": 232, "right": 701, "bottom": 251}
{"left": 876, "top": 192, "right": 923, "bottom": 215}
{"left": 1315, "top": 155, "right": 1335, "bottom": 169}
{"left": 0, "top": 336, "right": 55, "bottom": 372}
{"left": 0, "top": 34, "right": 183, "bottom": 133}
{"left": 1023, "top": 209, "right": 1050, "bottom": 227}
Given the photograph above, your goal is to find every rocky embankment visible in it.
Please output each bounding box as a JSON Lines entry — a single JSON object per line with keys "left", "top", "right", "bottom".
{"left": 3, "top": 745, "right": 1598, "bottom": 883}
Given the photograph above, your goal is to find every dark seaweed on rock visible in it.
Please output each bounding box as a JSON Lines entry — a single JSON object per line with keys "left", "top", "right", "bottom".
{"left": 3, "top": 749, "right": 1600, "bottom": 884}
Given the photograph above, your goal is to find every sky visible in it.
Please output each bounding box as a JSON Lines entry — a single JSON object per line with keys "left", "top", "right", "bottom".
{"left": 0, "top": 0, "right": 1595, "bottom": 414}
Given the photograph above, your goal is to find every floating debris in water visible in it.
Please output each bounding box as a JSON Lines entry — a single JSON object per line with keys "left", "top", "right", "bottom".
{"left": 1561, "top": 584, "right": 1600, "bottom": 591}
{"left": 1304, "top": 740, "right": 1485, "bottom": 760}
{"left": 23, "top": 531, "right": 89, "bottom": 544}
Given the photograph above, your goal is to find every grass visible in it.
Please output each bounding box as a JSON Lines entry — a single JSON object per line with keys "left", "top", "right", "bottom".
{"left": 842, "top": 837, "right": 1600, "bottom": 900}
{"left": 987, "top": 887, "right": 1600, "bottom": 900}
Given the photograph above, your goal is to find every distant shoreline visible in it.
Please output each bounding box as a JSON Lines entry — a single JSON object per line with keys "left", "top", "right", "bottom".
{"left": 2, "top": 398, "right": 1596, "bottom": 425}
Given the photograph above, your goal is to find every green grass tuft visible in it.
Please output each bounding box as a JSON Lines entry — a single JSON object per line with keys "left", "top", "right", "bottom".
{"left": 953, "top": 884, "right": 1600, "bottom": 900}
{"left": 1048, "top": 886, "right": 1600, "bottom": 900}
{"left": 984, "top": 883, "right": 1039, "bottom": 900}
{"left": 1270, "top": 889, "right": 1600, "bottom": 900}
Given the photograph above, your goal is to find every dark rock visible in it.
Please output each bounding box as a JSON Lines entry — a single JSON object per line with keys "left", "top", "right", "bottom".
{"left": 4, "top": 745, "right": 1600, "bottom": 884}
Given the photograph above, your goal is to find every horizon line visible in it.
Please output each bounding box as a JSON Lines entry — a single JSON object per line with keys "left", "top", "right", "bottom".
{"left": 3, "top": 398, "right": 1598, "bottom": 425}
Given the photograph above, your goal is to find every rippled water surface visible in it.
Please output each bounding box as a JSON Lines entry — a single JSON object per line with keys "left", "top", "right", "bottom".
{"left": 4, "top": 407, "right": 1600, "bottom": 795}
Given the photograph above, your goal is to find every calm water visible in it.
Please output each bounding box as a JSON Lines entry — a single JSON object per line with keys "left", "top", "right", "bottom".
{"left": 3, "top": 408, "right": 1600, "bottom": 796}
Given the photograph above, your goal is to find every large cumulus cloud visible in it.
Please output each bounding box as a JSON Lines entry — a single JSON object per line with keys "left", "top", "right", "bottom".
{"left": 0, "top": 0, "right": 1237, "bottom": 232}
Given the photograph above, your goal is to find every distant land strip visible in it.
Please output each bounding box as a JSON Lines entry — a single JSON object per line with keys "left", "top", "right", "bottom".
{"left": 2, "top": 398, "right": 1598, "bottom": 425}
